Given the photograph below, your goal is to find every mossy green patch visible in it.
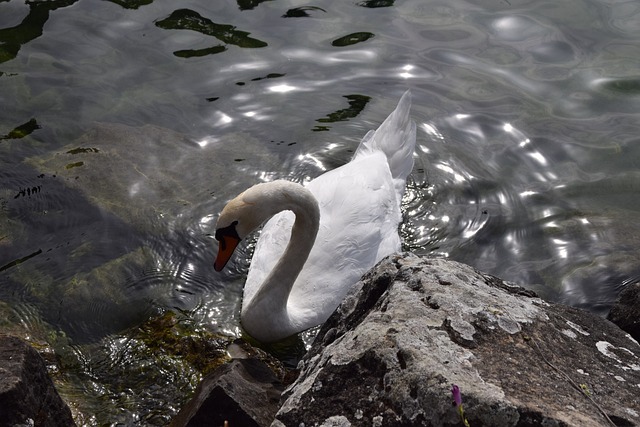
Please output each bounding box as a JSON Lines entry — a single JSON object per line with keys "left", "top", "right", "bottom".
{"left": 1, "top": 118, "right": 40, "bottom": 140}
{"left": 65, "top": 161, "right": 84, "bottom": 169}
{"left": 136, "top": 311, "right": 230, "bottom": 375}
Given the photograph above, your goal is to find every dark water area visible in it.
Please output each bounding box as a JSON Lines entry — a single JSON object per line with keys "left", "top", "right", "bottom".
{"left": 2, "top": 0, "right": 640, "bottom": 423}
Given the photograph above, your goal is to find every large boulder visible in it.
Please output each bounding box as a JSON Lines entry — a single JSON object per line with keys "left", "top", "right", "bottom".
{"left": 274, "top": 253, "right": 640, "bottom": 426}
{"left": 0, "top": 335, "right": 75, "bottom": 427}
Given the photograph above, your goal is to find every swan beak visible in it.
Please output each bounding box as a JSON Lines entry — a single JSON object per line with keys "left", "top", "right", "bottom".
{"left": 214, "top": 235, "right": 240, "bottom": 271}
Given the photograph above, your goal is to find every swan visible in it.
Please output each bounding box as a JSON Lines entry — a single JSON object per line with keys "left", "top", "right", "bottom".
{"left": 214, "top": 91, "right": 416, "bottom": 343}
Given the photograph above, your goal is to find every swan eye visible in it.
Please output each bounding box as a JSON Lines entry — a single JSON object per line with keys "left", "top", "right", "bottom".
{"left": 215, "top": 220, "right": 240, "bottom": 249}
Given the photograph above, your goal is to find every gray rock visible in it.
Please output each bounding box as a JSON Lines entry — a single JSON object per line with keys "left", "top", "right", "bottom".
{"left": 0, "top": 334, "right": 75, "bottom": 427}
{"left": 608, "top": 281, "right": 640, "bottom": 342}
{"left": 171, "top": 353, "right": 285, "bottom": 427}
{"left": 274, "top": 253, "right": 640, "bottom": 427}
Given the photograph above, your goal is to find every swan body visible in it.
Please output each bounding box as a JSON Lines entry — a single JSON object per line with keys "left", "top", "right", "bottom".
{"left": 214, "top": 91, "right": 416, "bottom": 343}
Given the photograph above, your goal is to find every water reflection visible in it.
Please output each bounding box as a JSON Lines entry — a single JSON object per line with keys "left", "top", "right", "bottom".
{"left": 237, "top": 0, "right": 272, "bottom": 11}
{"left": 359, "top": 0, "right": 395, "bottom": 7}
{"left": 106, "top": 0, "right": 153, "bottom": 10}
{"left": 331, "top": 32, "right": 376, "bottom": 47}
{"left": 154, "top": 8, "right": 267, "bottom": 57}
{"left": 282, "top": 6, "right": 327, "bottom": 18}
{"left": 315, "top": 94, "right": 371, "bottom": 130}
{"left": 268, "top": 83, "right": 297, "bottom": 93}
{"left": 404, "top": 110, "right": 640, "bottom": 311}
{"left": 0, "top": 0, "right": 78, "bottom": 64}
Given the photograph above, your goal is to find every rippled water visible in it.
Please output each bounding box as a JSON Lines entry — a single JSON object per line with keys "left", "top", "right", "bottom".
{"left": 2, "top": 0, "right": 640, "bottom": 423}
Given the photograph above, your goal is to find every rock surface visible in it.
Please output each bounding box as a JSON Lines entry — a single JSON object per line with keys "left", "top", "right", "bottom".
{"left": 171, "top": 341, "right": 288, "bottom": 427}
{"left": 274, "top": 253, "right": 640, "bottom": 427}
{"left": 608, "top": 281, "right": 640, "bottom": 342}
{"left": 0, "top": 334, "right": 75, "bottom": 427}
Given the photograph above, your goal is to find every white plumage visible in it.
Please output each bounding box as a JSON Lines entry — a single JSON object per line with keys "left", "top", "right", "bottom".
{"left": 214, "top": 91, "right": 416, "bottom": 342}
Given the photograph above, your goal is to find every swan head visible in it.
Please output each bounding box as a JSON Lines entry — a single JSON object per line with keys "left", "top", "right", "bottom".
{"left": 213, "top": 190, "right": 262, "bottom": 272}
{"left": 213, "top": 181, "right": 319, "bottom": 272}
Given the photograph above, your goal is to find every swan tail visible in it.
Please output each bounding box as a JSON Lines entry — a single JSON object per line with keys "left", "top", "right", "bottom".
{"left": 353, "top": 90, "right": 417, "bottom": 197}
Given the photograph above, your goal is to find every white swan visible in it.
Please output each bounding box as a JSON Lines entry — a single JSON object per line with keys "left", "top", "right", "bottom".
{"left": 214, "top": 91, "right": 416, "bottom": 343}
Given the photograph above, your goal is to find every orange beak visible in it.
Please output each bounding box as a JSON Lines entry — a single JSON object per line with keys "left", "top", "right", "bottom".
{"left": 214, "top": 235, "right": 241, "bottom": 272}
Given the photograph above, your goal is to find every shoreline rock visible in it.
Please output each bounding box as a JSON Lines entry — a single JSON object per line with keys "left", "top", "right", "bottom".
{"left": 0, "top": 334, "right": 75, "bottom": 427}
{"left": 274, "top": 253, "right": 640, "bottom": 426}
{"left": 171, "top": 358, "right": 283, "bottom": 427}
{"left": 171, "top": 340, "right": 293, "bottom": 427}
{"left": 3, "top": 254, "right": 639, "bottom": 426}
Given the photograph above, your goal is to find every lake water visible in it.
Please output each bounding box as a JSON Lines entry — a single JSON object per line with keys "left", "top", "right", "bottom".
{"left": 2, "top": 0, "right": 640, "bottom": 423}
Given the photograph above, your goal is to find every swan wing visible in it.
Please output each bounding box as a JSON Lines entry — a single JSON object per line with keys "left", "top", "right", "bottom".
{"left": 243, "top": 153, "right": 400, "bottom": 328}
{"left": 242, "top": 91, "right": 416, "bottom": 335}
{"left": 287, "top": 152, "right": 401, "bottom": 328}
{"left": 354, "top": 90, "right": 416, "bottom": 199}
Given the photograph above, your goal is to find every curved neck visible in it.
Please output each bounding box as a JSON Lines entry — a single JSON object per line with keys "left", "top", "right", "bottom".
{"left": 241, "top": 182, "right": 320, "bottom": 341}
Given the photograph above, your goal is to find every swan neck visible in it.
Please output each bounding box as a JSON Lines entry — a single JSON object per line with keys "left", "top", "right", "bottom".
{"left": 267, "top": 205, "right": 318, "bottom": 294}
{"left": 242, "top": 183, "right": 320, "bottom": 341}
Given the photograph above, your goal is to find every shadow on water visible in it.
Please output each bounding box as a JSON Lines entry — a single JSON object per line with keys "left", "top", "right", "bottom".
{"left": 0, "top": 161, "right": 153, "bottom": 342}
{"left": 155, "top": 9, "right": 267, "bottom": 59}
{"left": 0, "top": 0, "right": 79, "bottom": 64}
{"left": 0, "top": 126, "right": 245, "bottom": 422}
{"left": 358, "top": 0, "right": 396, "bottom": 7}
{"left": 313, "top": 94, "right": 371, "bottom": 132}
{"left": 105, "top": 0, "right": 155, "bottom": 10}
{"left": 236, "top": 0, "right": 273, "bottom": 11}
{"left": 2, "top": 119, "right": 285, "bottom": 344}
{"left": 282, "top": 6, "right": 327, "bottom": 18}
{"left": 331, "top": 32, "right": 376, "bottom": 47}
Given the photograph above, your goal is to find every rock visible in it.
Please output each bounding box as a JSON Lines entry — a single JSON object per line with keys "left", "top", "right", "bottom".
{"left": 608, "top": 281, "right": 640, "bottom": 342}
{"left": 171, "top": 341, "right": 287, "bottom": 427}
{"left": 274, "top": 253, "right": 640, "bottom": 427}
{"left": 0, "top": 334, "right": 75, "bottom": 427}
{"left": 27, "top": 122, "right": 281, "bottom": 233}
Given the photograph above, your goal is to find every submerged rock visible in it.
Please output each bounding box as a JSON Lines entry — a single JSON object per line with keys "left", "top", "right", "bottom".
{"left": 274, "top": 253, "right": 640, "bottom": 426}
{"left": 27, "top": 122, "right": 281, "bottom": 233}
{"left": 0, "top": 334, "right": 75, "bottom": 427}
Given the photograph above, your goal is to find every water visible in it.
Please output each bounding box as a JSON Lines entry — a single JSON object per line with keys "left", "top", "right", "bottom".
{"left": 2, "top": 0, "right": 640, "bottom": 423}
